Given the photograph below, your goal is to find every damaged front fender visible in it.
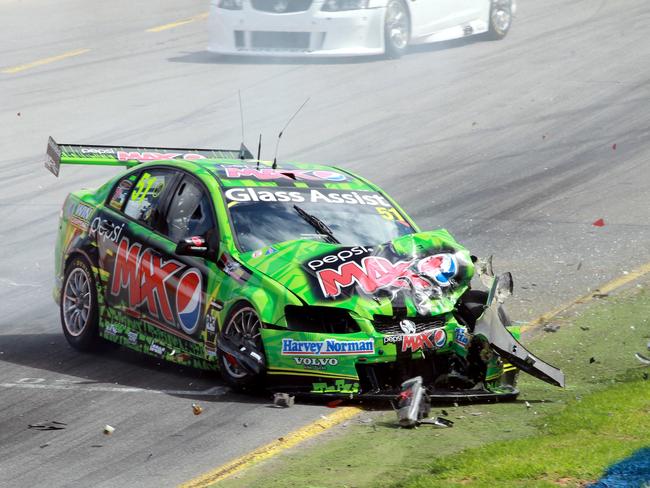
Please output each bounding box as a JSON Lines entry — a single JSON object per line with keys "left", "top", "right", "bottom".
{"left": 475, "top": 305, "right": 565, "bottom": 388}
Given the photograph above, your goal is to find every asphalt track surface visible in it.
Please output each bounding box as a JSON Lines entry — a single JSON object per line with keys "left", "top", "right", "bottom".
{"left": 1, "top": 0, "right": 649, "bottom": 486}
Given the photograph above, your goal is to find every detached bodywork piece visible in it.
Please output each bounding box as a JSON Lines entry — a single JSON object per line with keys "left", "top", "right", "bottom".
{"left": 208, "top": 0, "right": 517, "bottom": 58}
{"left": 48, "top": 136, "right": 563, "bottom": 402}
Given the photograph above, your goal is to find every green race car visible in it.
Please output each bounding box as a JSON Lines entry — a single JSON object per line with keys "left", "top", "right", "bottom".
{"left": 47, "top": 137, "right": 564, "bottom": 401}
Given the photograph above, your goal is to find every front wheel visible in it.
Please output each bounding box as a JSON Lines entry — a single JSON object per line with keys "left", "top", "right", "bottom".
{"left": 384, "top": 0, "right": 410, "bottom": 59}
{"left": 217, "top": 304, "right": 266, "bottom": 389}
{"left": 487, "top": 0, "right": 514, "bottom": 40}
{"left": 60, "top": 257, "right": 100, "bottom": 351}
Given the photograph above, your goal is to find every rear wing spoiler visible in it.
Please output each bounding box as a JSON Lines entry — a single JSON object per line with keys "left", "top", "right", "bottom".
{"left": 45, "top": 136, "right": 254, "bottom": 176}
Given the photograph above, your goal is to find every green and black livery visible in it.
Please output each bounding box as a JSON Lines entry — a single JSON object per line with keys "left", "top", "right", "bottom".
{"left": 49, "top": 136, "right": 564, "bottom": 401}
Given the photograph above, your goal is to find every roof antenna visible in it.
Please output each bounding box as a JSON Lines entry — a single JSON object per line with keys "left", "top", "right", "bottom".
{"left": 238, "top": 90, "right": 247, "bottom": 160}
{"left": 256, "top": 133, "right": 262, "bottom": 170}
{"left": 272, "top": 97, "right": 310, "bottom": 170}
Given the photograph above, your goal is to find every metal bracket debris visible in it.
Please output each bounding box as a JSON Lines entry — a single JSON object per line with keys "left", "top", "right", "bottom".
{"left": 28, "top": 421, "right": 67, "bottom": 431}
{"left": 273, "top": 393, "right": 295, "bottom": 408}
{"left": 397, "top": 376, "right": 431, "bottom": 428}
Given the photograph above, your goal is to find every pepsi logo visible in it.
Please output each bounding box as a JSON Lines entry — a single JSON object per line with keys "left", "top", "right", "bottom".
{"left": 418, "top": 254, "right": 458, "bottom": 287}
{"left": 176, "top": 269, "right": 202, "bottom": 335}
{"left": 310, "top": 170, "right": 347, "bottom": 182}
{"left": 433, "top": 328, "right": 447, "bottom": 348}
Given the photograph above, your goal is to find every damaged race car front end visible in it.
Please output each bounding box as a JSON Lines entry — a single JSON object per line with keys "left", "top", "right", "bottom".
{"left": 235, "top": 229, "right": 565, "bottom": 402}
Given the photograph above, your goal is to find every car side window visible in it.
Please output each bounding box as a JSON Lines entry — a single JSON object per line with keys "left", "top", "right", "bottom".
{"left": 163, "top": 177, "right": 216, "bottom": 242}
{"left": 123, "top": 169, "right": 173, "bottom": 227}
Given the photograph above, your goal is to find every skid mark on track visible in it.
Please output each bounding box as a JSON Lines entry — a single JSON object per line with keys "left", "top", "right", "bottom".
{"left": 0, "top": 378, "right": 228, "bottom": 396}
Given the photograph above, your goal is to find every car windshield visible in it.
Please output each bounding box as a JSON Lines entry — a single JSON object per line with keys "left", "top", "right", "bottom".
{"left": 224, "top": 186, "right": 414, "bottom": 252}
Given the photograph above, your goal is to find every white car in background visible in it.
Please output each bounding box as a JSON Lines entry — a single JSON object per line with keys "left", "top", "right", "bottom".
{"left": 208, "top": 0, "right": 516, "bottom": 58}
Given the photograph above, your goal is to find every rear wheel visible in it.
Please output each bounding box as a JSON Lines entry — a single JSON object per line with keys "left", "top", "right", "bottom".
{"left": 487, "top": 0, "right": 514, "bottom": 40}
{"left": 61, "top": 257, "right": 100, "bottom": 351}
{"left": 384, "top": 0, "right": 410, "bottom": 59}
{"left": 217, "top": 304, "right": 266, "bottom": 388}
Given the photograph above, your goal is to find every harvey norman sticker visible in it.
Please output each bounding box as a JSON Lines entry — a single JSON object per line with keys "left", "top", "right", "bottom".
{"left": 281, "top": 339, "right": 375, "bottom": 356}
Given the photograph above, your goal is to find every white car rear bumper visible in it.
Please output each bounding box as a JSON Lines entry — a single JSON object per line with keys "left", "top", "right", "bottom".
{"left": 208, "top": 3, "right": 386, "bottom": 57}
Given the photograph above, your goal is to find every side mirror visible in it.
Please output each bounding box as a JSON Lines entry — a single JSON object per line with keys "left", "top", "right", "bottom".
{"left": 176, "top": 236, "right": 210, "bottom": 258}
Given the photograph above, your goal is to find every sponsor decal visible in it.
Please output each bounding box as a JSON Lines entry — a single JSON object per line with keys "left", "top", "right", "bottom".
{"left": 105, "top": 324, "right": 118, "bottom": 336}
{"left": 224, "top": 187, "right": 390, "bottom": 207}
{"left": 117, "top": 151, "right": 207, "bottom": 162}
{"left": 204, "top": 301, "right": 220, "bottom": 357}
{"left": 110, "top": 237, "right": 203, "bottom": 334}
{"left": 149, "top": 342, "right": 165, "bottom": 356}
{"left": 454, "top": 327, "right": 470, "bottom": 348}
{"left": 309, "top": 250, "right": 459, "bottom": 299}
{"left": 402, "top": 328, "right": 446, "bottom": 353}
{"left": 45, "top": 137, "right": 62, "bottom": 176}
{"left": 252, "top": 250, "right": 263, "bottom": 258}
{"left": 175, "top": 270, "right": 202, "bottom": 335}
{"left": 217, "top": 253, "right": 251, "bottom": 284}
{"left": 293, "top": 357, "right": 338, "bottom": 370}
{"left": 312, "top": 380, "right": 359, "bottom": 393}
{"left": 220, "top": 165, "right": 347, "bottom": 183}
{"left": 127, "top": 330, "right": 139, "bottom": 345}
{"left": 80, "top": 147, "right": 115, "bottom": 155}
{"left": 89, "top": 217, "right": 125, "bottom": 244}
{"left": 70, "top": 203, "right": 93, "bottom": 230}
{"left": 383, "top": 335, "right": 403, "bottom": 345}
{"left": 110, "top": 179, "right": 134, "bottom": 210}
{"left": 281, "top": 339, "right": 374, "bottom": 356}
{"left": 417, "top": 254, "right": 458, "bottom": 287}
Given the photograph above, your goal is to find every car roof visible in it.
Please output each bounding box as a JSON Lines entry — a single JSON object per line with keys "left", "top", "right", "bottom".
{"left": 192, "top": 159, "right": 378, "bottom": 191}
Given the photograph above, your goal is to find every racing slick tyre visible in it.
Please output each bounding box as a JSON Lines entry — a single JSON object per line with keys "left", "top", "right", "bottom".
{"left": 60, "top": 256, "right": 100, "bottom": 351}
{"left": 487, "top": 0, "right": 514, "bottom": 40}
{"left": 217, "top": 303, "right": 266, "bottom": 389}
{"left": 384, "top": 0, "right": 410, "bottom": 59}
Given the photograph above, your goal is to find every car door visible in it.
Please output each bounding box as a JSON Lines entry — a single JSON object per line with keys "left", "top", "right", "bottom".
{"left": 143, "top": 172, "right": 221, "bottom": 360}
{"left": 97, "top": 168, "right": 178, "bottom": 340}
{"left": 408, "top": 0, "right": 459, "bottom": 38}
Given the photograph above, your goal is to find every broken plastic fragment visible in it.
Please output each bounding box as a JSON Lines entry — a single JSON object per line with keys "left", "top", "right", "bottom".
{"left": 273, "top": 393, "right": 295, "bottom": 408}
{"left": 327, "top": 399, "right": 343, "bottom": 408}
{"left": 525, "top": 401, "right": 531, "bottom": 409}
{"left": 592, "top": 218, "right": 605, "bottom": 227}
{"left": 192, "top": 403, "right": 203, "bottom": 415}
{"left": 543, "top": 324, "right": 560, "bottom": 333}
{"left": 420, "top": 417, "right": 454, "bottom": 428}
{"left": 103, "top": 425, "right": 115, "bottom": 435}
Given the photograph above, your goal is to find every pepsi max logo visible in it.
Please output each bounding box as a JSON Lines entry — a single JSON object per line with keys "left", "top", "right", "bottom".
{"left": 418, "top": 254, "right": 458, "bottom": 287}
{"left": 176, "top": 270, "right": 203, "bottom": 335}
{"left": 433, "top": 328, "right": 447, "bottom": 348}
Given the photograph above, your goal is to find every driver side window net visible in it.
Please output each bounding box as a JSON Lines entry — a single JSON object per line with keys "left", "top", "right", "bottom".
{"left": 124, "top": 170, "right": 172, "bottom": 227}
{"left": 164, "top": 178, "right": 215, "bottom": 242}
